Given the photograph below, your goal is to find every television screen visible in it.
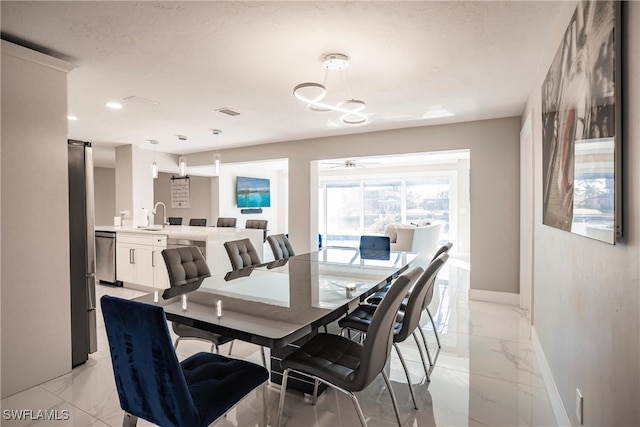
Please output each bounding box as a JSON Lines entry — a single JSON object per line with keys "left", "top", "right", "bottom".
{"left": 236, "top": 176, "right": 271, "bottom": 208}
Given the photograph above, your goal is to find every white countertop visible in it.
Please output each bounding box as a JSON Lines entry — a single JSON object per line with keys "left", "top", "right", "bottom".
{"left": 95, "top": 225, "right": 261, "bottom": 241}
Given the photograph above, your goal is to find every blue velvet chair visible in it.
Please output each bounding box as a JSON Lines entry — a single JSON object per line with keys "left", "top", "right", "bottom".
{"left": 101, "top": 295, "right": 269, "bottom": 427}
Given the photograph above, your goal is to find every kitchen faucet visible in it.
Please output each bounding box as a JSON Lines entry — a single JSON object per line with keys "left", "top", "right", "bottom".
{"left": 153, "top": 202, "right": 167, "bottom": 228}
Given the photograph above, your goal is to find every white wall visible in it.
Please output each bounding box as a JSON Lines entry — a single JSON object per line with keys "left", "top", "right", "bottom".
{"left": 217, "top": 162, "right": 286, "bottom": 234}
{"left": 190, "top": 117, "right": 520, "bottom": 294}
{"left": 94, "top": 167, "right": 115, "bottom": 226}
{"left": 1, "top": 42, "right": 74, "bottom": 398}
{"left": 115, "top": 144, "right": 154, "bottom": 226}
{"left": 522, "top": 2, "right": 640, "bottom": 425}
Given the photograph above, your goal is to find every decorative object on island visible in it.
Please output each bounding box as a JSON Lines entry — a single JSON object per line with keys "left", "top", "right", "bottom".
{"left": 212, "top": 129, "right": 222, "bottom": 175}
{"left": 541, "top": 0, "right": 621, "bottom": 244}
{"left": 236, "top": 176, "right": 270, "bottom": 209}
{"left": 293, "top": 53, "right": 368, "bottom": 125}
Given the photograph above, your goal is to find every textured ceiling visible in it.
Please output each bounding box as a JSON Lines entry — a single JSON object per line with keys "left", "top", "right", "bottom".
{"left": 1, "top": 1, "right": 564, "bottom": 156}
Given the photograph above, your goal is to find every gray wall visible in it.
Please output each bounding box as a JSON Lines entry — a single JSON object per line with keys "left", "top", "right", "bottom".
{"left": 523, "top": 2, "right": 640, "bottom": 425}
{"left": 94, "top": 167, "right": 115, "bottom": 226}
{"left": 190, "top": 117, "right": 521, "bottom": 294}
{"left": 153, "top": 172, "right": 212, "bottom": 225}
{"left": 1, "top": 42, "right": 74, "bottom": 398}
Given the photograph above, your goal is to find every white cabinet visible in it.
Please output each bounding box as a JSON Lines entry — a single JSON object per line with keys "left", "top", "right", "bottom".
{"left": 116, "top": 233, "right": 167, "bottom": 288}
{"left": 151, "top": 234, "right": 169, "bottom": 289}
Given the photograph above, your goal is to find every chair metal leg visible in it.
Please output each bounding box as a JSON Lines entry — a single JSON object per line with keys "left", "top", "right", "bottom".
{"left": 347, "top": 390, "right": 368, "bottom": 427}
{"left": 277, "top": 368, "right": 290, "bottom": 427}
{"left": 381, "top": 370, "right": 403, "bottom": 427}
{"left": 212, "top": 343, "right": 218, "bottom": 353}
{"left": 417, "top": 325, "right": 434, "bottom": 366}
{"left": 173, "top": 337, "right": 181, "bottom": 350}
{"left": 393, "top": 343, "right": 418, "bottom": 409}
{"left": 260, "top": 381, "right": 268, "bottom": 427}
{"left": 427, "top": 308, "right": 441, "bottom": 348}
{"left": 260, "top": 346, "right": 267, "bottom": 368}
{"left": 412, "top": 332, "right": 430, "bottom": 381}
{"left": 228, "top": 339, "right": 235, "bottom": 355}
{"left": 311, "top": 379, "right": 320, "bottom": 405}
{"left": 122, "top": 413, "right": 138, "bottom": 427}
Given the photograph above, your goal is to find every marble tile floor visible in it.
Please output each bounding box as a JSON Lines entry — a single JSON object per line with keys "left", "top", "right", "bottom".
{"left": 1, "top": 258, "right": 557, "bottom": 426}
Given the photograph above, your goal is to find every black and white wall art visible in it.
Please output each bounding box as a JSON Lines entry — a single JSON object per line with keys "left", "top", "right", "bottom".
{"left": 541, "top": 0, "right": 621, "bottom": 244}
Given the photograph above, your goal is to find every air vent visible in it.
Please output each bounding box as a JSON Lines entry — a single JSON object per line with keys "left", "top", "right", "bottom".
{"left": 123, "top": 95, "right": 159, "bottom": 106}
{"left": 215, "top": 107, "right": 240, "bottom": 117}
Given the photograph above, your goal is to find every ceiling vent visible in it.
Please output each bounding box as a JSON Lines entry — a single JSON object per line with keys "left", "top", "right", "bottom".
{"left": 215, "top": 107, "right": 240, "bottom": 117}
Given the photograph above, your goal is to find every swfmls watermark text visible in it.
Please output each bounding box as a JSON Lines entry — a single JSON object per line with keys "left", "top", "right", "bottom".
{"left": 3, "top": 409, "right": 70, "bottom": 421}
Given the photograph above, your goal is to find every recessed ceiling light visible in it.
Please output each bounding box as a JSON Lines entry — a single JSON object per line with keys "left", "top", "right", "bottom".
{"left": 67, "top": 115, "right": 78, "bottom": 121}
{"left": 106, "top": 101, "right": 123, "bottom": 110}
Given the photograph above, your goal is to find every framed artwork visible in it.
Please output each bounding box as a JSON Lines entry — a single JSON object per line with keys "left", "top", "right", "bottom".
{"left": 541, "top": 0, "right": 621, "bottom": 244}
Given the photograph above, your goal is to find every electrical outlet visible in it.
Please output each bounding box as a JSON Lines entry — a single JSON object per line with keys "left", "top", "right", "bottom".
{"left": 576, "top": 388, "right": 583, "bottom": 424}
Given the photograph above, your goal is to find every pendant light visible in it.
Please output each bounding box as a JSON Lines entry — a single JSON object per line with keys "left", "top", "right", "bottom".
{"left": 178, "top": 155, "right": 187, "bottom": 177}
{"left": 212, "top": 129, "right": 222, "bottom": 175}
{"left": 177, "top": 135, "right": 187, "bottom": 177}
{"left": 149, "top": 140, "right": 159, "bottom": 179}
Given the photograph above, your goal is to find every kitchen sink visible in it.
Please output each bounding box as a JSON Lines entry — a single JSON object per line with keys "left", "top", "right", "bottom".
{"left": 137, "top": 227, "right": 165, "bottom": 231}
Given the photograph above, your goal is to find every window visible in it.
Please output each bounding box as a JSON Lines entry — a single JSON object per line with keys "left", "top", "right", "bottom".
{"left": 320, "top": 174, "right": 453, "bottom": 247}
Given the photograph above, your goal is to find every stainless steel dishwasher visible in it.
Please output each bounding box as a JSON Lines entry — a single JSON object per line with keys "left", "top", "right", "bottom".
{"left": 95, "top": 231, "right": 121, "bottom": 286}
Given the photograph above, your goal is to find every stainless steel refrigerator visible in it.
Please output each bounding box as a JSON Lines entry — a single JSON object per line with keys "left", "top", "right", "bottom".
{"left": 68, "top": 139, "right": 97, "bottom": 367}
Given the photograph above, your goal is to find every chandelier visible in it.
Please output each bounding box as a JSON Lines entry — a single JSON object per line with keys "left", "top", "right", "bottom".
{"left": 293, "top": 53, "right": 368, "bottom": 125}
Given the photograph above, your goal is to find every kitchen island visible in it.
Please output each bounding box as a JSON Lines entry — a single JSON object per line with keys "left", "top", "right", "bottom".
{"left": 95, "top": 225, "right": 264, "bottom": 289}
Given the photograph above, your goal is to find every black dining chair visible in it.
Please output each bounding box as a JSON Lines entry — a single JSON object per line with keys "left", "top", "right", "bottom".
{"left": 339, "top": 254, "right": 449, "bottom": 407}
{"left": 366, "top": 242, "right": 453, "bottom": 354}
{"left": 245, "top": 219, "right": 268, "bottom": 242}
{"left": 366, "top": 242, "right": 452, "bottom": 305}
{"left": 161, "top": 246, "right": 235, "bottom": 353}
{"left": 267, "top": 234, "right": 296, "bottom": 260}
{"left": 101, "top": 295, "right": 269, "bottom": 427}
{"left": 189, "top": 218, "right": 207, "bottom": 227}
{"left": 216, "top": 217, "right": 237, "bottom": 227}
{"left": 168, "top": 216, "right": 183, "bottom": 225}
{"left": 223, "top": 238, "right": 262, "bottom": 271}
{"left": 276, "top": 267, "right": 421, "bottom": 427}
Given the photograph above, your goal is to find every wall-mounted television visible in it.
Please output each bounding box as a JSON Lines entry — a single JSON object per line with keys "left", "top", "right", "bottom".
{"left": 236, "top": 176, "right": 271, "bottom": 208}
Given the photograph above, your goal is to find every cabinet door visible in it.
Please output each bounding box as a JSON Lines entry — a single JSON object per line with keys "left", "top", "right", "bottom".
{"left": 116, "top": 243, "right": 136, "bottom": 283}
{"left": 152, "top": 250, "right": 170, "bottom": 289}
{"left": 134, "top": 246, "right": 154, "bottom": 286}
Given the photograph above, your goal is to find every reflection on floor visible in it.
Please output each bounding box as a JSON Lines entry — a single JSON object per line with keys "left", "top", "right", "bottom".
{"left": 1, "top": 258, "right": 556, "bottom": 426}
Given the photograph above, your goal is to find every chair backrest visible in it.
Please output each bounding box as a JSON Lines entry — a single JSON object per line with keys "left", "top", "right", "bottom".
{"left": 423, "top": 251, "right": 450, "bottom": 310}
{"left": 216, "top": 217, "right": 237, "bottom": 227}
{"left": 353, "top": 267, "right": 421, "bottom": 391}
{"left": 223, "top": 238, "right": 262, "bottom": 270}
{"left": 267, "top": 234, "right": 296, "bottom": 260}
{"left": 430, "top": 242, "right": 453, "bottom": 262}
{"left": 161, "top": 246, "right": 210, "bottom": 287}
{"left": 245, "top": 219, "right": 268, "bottom": 230}
{"left": 245, "top": 219, "right": 268, "bottom": 241}
{"left": 101, "top": 295, "right": 200, "bottom": 427}
{"left": 168, "top": 217, "right": 183, "bottom": 225}
{"left": 395, "top": 253, "right": 449, "bottom": 342}
{"left": 189, "top": 218, "right": 207, "bottom": 227}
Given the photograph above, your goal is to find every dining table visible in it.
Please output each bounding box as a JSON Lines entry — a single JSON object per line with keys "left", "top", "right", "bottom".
{"left": 134, "top": 246, "right": 419, "bottom": 394}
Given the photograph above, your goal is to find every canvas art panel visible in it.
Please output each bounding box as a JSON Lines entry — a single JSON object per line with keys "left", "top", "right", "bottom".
{"left": 541, "top": 0, "right": 621, "bottom": 244}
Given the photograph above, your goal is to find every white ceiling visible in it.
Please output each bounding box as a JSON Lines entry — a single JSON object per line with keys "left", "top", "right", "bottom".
{"left": 1, "top": 1, "right": 563, "bottom": 156}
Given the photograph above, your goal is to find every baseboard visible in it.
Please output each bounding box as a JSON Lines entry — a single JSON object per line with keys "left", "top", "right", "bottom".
{"left": 468, "top": 289, "right": 519, "bottom": 305}
{"left": 531, "top": 327, "right": 571, "bottom": 427}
